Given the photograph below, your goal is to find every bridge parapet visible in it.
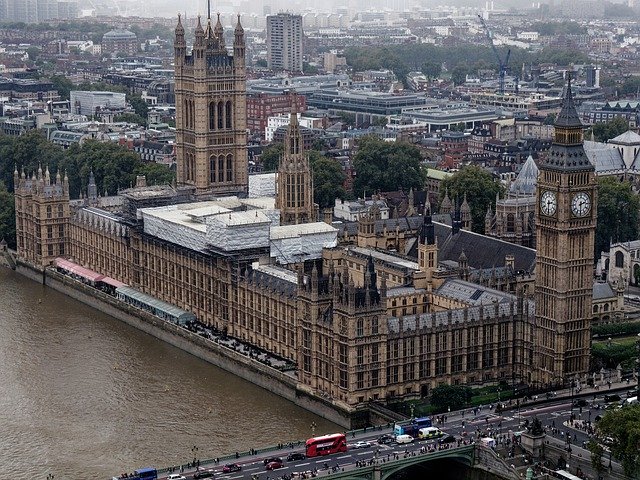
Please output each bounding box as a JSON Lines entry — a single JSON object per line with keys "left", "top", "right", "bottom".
{"left": 315, "top": 444, "right": 476, "bottom": 480}
{"left": 473, "top": 445, "right": 519, "bottom": 480}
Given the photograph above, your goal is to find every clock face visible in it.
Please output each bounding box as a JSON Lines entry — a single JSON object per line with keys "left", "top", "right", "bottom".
{"left": 540, "top": 191, "right": 557, "bottom": 216}
{"left": 571, "top": 192, "right": 591, "bottom": 217}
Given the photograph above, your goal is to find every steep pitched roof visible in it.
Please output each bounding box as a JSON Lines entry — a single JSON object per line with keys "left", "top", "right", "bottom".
{"left": 509, "top": 155, "right": 538, "bottom": 197}
{"left": 608, "top": 130, "right": 640, "bottom": 146}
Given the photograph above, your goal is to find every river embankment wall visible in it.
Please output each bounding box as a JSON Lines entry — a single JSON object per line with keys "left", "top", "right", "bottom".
{"left": 14, "top": 261, "right": 356, "bottom": 429}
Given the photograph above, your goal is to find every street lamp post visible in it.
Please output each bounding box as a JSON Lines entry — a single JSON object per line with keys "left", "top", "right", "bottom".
{"left": 311, "top": 422, "right": 317, "bottom": 437}
{"left": 192, "top": 445, "right": 199, "bottom": 465}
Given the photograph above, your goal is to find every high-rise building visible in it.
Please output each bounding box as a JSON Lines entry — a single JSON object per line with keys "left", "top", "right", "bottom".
{"left": 174, "top": 12, "right": 248, "bottom": 198}
{"left": 267, "top": 13, "right": 303, "bottom": 73}
{"left": 534, "top": 78, "right": 597, "bottom": 387}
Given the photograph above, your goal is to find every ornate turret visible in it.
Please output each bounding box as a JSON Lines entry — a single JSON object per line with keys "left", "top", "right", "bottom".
{"left": 460, "top": 193, "right": 471, "bottom": 230}
{"left": 214, "top": 13, "right": 225, "bottom": 50}
{"left": 485, "top": 205, "right": 493, "bottom": 233}
{"left": 233, "top": 14, "right": 246, "bottom": 64}
{"left": 440, "top": 189, "right": 453, "bottom": 215}
{"left": 276, "top": 92, "right": 314, "bottom": 226}
{"left": 174, "top": 13, "right": 186, "bottom": 62}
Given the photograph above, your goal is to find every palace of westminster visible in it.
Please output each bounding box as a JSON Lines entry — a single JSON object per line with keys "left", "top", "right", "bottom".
{"left": 12, "top": 17, "right": 606, "bottom": 412}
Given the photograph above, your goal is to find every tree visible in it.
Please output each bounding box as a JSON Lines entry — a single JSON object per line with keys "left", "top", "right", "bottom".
{"left": 49, "top": 75, "right": 75, "bottom": 100}
{"left": 26, "top": 46, "right": 40, "bottom": 62}
{"left": 430, "top": 385, "right": 472, "bottom": 413}
{"left": 587, "top": 439, "right": 606, "bottom": 477}
{"left": 352, "top": 136, "right": 426, "bottom": 196}
{"left": 587, "top": 117, "right": 630, "bottom": 142}
{"left": 309, "top": 151, "right": 346, "bottom": 210}
{"left": 421, "top": 61, "right": 441, "bottom": 79}
{"left": 594, "top": 404, "right": 640, "bottom": 477}
{"left": 127, "top": 94, "right": 149, "bottom": 120}
{"left": 439, "top": 165, "right": 504, "bottom": 233}
{"left": 451, "top": 65, "right": 468, "bottom": 86}
{"left": 0, "top": 182, "right": 15, "bottom": 248}
{"left": 595, "top": 177, "right": 640, "bottom": 257}
{"left": 114, "top": 113, "right": 147, "bottom": 126}
{"left": 260, "top": 143, "right": 284, "bottom": 172}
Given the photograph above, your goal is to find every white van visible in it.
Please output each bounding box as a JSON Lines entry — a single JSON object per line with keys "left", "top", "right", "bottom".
{"left": 395, "top": 434, "right": 414, "bottom": 444}
{"left": 625, "top": 396, "right": 638, "bottom": 405}
{"left": 418, "top": 427, "right": 443, "bottom": 439}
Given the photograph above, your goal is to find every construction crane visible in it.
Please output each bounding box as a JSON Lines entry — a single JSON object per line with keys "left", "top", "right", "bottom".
{"left": 477, "top": 15, "right": 510, "bottom": 95}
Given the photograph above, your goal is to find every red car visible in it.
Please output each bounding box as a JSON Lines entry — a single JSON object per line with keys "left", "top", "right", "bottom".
{"left": 265, "top": 460, "right": 284, "bottom": 471}
{"left": 222, "top": 463, "right": 242, "bottom": 473}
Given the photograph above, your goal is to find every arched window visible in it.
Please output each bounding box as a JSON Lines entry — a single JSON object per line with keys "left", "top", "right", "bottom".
{"left": 604, "top": 258, "right": 610, "bottom": 271}
{"left": 225, "top": 101, "right": 232, "bottom": 129}
{"left": 226, "top": 154, "right": 233, "bottom": 182}
{"left": 506, "top": 213, "right": 515, "bottom": 232}
{"left": 57, "top": 204, "right": 64, "bottom": 217}
{"left": 183, "top": 99, "right": 189, "bottom": 128}
{"left": 209, "top": 102, "right": 215, "bottom": 130}
{"left": 615, "top": 251, "right": 624, "bottom": 268}
{"left": 46, "top": 205, "right": 52, "bottom": 219}
{"left": 603, "top": 304, "right": 609, "bottom": 312}
{"left": 218, "top": 156, "right": 224, "bottom": 182}
{"left": 210, "top": 155, "right": 216, "bottom": 183}
{"left": 217, "top": 102, "right": 224, "bottom": 130}
{"left": 593, "top": 305, "right": 598, "bottom": 313}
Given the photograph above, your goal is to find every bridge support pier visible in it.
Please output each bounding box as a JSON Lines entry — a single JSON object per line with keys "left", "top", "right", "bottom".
{"left": 373, "top": 466, "right": 381, "bottom": 480}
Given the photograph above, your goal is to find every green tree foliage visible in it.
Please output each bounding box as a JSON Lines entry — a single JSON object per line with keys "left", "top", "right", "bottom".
{"left": 594, "top": 404, "right": 640, "bottom": 477}
{"left": 127, "top": 94, "right": 149, "bottom": 120}
{"left": 308, "top": 151, "right": 346, "bottom": 210}
{"left": 591, "top": 340, "right": 637, "bottom": 370}
{"left": 260, "top": 143, "right": 284, "bottom": 172}
{"left": 344, "top": 44, "right": 587, "bottom": 84}
{"left": 439, "top": 166, "right": 503, "bottom": 233}
{"left": 529, "top": 21, "right": 586, "bottom": 36}
{"left": 0, "top": 182, "right": 15, "bottom": 248}
{"left": 450, "top": 65, "right": 468, "bottom": 86}
{"left": 26, "top": 46, "right": 40, "bottom": 61}
{"left": 587, "top": 117, "right": 629, "bottom": 142}
{"left": 48, "top": 75, "right": 75, "bottom": 100}
{"left": 352, "top": 136, "right": 425, "bottom": 196}
{"left": 421, "top": 61, "right": 442, "bottom": 79}
{"left": 114, "top": 112, "right": 147, "bottom": 126}
{"left": 620, "top": 76, "right": 640, "bottom": 96}
{"left": 0, "top": 132, "right": 173, "bottom": 199}
{"left": 587, "top": 440, "right": 606, "bottom": 476}
{"left": 595, "top": 177, "right": 640, "bottom": 257}
{"left": 430, "top": 385, "right": 472, "bottom": 412}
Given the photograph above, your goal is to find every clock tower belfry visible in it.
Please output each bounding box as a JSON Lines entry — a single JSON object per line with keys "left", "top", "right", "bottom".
{"left": 534, "top": 77, "right": 597, "bottom": 388}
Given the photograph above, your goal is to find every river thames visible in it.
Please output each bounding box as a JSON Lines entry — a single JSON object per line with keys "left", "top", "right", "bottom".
{"left": 0, "top": 267, "right": 339, "bottom": 479}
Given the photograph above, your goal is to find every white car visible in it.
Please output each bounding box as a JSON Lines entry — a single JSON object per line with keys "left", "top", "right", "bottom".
{"left": 351, "top": 441, "right": 371, "bottom": 449}
{"left": 167, "top": 475, "right": 186, "bottom": 480}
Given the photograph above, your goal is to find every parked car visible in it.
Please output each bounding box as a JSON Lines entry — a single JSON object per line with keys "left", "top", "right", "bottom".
{"left": 194, "top": 470, "right": 215, "bottom": 479}
{"left": 604, "top": 394, "right": 621, "bottom": 403}
{"left": 263, "top": 456, "right": 283, "bottom": 465}
{"left": 573, "top": 399, "right": 587, "bottom": 407}
{"left": 222, "top": 463, "right": 242, "bottom": 473}
{"left": 286, "top": 452, "right": 306, "bottom": 461}
{"left": 265, "top": 460, "right": 284, "bottom": 471}
{"left": 377, "top": 434, "right": 394, "bottom": 444}
{"left": 351, "top": 441, "right": 371, "bottom": 449}
{"left": 167, "top": 475, "right": 186, "bottom": 480}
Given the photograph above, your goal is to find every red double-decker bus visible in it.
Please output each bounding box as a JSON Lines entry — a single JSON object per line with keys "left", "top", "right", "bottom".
{"left": 305, "top": 433, "right": 347, "bottom": 457}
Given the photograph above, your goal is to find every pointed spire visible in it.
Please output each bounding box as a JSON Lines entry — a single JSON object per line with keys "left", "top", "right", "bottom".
{"left": 214, "top": 12, "right": 225, "bottom": 48}
{"left": 175, "top": 13, "right": 185, "bottom": 36}
{"left": 235, "top": 13, "right": 244, "bottom": 34}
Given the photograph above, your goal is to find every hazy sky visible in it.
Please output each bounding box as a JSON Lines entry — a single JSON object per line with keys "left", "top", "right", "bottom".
{"left": 103, "top": 0, "right": 543, "bottom": 18}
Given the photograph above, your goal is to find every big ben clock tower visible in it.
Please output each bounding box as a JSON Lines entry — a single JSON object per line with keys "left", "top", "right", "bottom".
{"left": 534, "top": 77, "right": 596, "bottom": 388}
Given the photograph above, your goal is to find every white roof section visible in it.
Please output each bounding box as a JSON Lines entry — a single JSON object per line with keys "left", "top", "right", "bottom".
{"left": 249, "top": 173, "right": 276, "bottom": 198}
{"left": 349, "top": 245, "right": 420, "bottom": 271}
{"left": 609, "top": 130, "right": 640, "bottom": 146}
{"left": 435, "top": 279, "right": 515, "bottom": 306}
{"left": 509, "top": 155, "right": 538, "bottom": 196}
{"left": 252, "top": 263, "right": 298, "bottom": 284}
{"left": 270, "top": 222, "right": 338, "bottom": 264}
{"left": 270, "top": 221, "right": 337, "bottom": 240}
